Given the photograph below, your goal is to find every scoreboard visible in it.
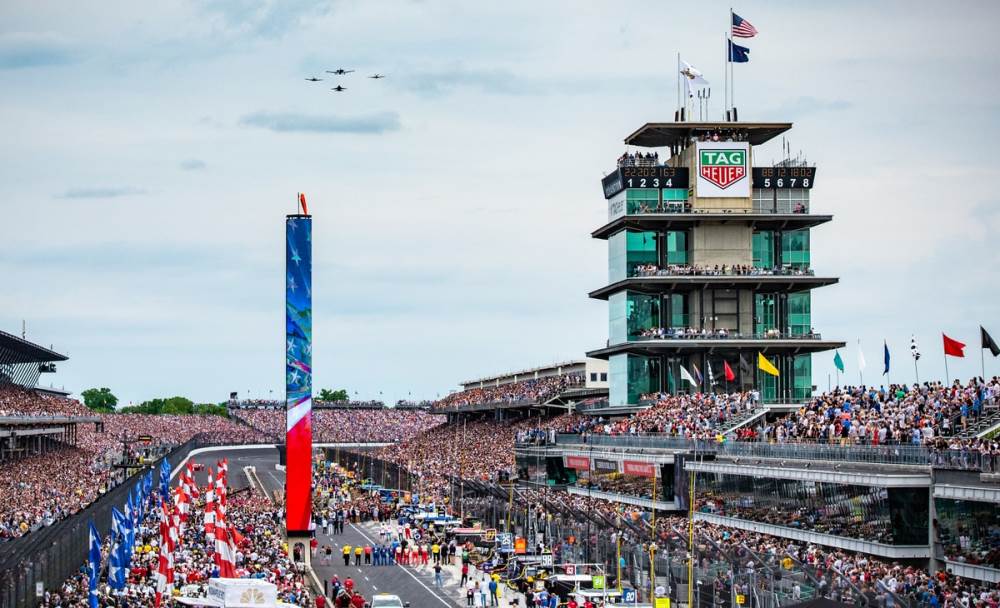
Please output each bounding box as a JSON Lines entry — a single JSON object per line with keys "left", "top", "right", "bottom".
{"left": 602, "top": 167, "right": 689, "bottom": 198}
{"left": 752, "top": 167, "right": 817, "bottom": 189}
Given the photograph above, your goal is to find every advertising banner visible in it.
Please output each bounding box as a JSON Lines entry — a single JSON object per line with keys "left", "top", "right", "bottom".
{"left": 696, "top": 141, "right": 750, "bottom": 198}
{"left": 594, "top": 458, "right": 619, "bottom": 473}
{"left": 622, "top": 460, "right": 656, "bottom": 478}
{"left": 565, "top": 455, "right": 591, "bottom": 470}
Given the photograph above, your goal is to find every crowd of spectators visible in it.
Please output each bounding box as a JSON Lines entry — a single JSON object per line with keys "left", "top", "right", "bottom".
{"left": 39, "top": 482, "right": 312, "bottom": 608}
{"left": 0, "top": 408, "right": 268, "bottom": 541}
{"left": 231, "top": 408, "right": 444, "bottom": 443}
{"left": 616, "top": 151, "right": 661, "bottom": 167}
{"left": 229, "top": 399, "right": 385, "bottom": 409}
{"left": 573, "top": 391, "right": 758, "bottom": 439}
{"left": 631, "top": 263, "right": 812, "bottom": 277}
{"left": 744, "top": 378, "right": 999, "bottom": 446}
{"left": 0, "top": 385, "right": 92, "bottom": 417}
{"left": 434, "top": 374, "right": 584, "bottom": 410}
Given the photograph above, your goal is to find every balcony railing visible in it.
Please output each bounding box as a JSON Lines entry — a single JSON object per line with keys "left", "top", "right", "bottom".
{"left": 631, "top": 265, "right": 814, "bottom": 278}
{"left": 632, "top": 328, "right": 822, "bottom": 341}
{"left": 623, "top": 202, "right": 810, "bottom": 215}
{"left": 553, "top": 433, "right": 1000, "bottom": 471}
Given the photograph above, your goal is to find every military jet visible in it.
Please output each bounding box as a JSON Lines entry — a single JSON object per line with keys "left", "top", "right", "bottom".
{"left": 369, "top": 74, "right": 386, "bottom": 79}
{"left": 304, "top": 77, "right": 323, "bottom": 82}
{"left": 326, "top": 68, "right": 355, "bottom": 75}
{"left": 331, "top": 85, "right": 347, "bottom": 92}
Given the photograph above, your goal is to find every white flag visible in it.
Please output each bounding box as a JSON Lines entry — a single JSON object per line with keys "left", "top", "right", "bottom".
{"left": 680, "top": 60, "right": 709, "bottom": 98}
{"left": 679, "top": 365, "right": 698, "bottom": 387}
{"left": 857, "top": 341, "right": 867, "bottom": 372}
{"left": 910, "top": 335, "right": 921, "bottom": 360}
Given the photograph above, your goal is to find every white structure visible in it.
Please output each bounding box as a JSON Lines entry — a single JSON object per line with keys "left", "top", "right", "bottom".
{"left": 176, "top": 579, "right": 299, "bottom": 608}
{"left": 459, "top": 358, "right": 609, "bottom": 391}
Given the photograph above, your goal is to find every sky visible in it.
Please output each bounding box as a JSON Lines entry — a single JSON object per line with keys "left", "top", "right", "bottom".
{"left": 1, "top": 0, "right": 999, "bottom": 406}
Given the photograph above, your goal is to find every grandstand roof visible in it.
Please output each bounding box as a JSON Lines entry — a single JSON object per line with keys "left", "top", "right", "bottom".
{"left": 0, "top": 329, "right": 68, "bottom": 363}
{"left": 624, "top": 121, "right": 792, "bottom": 148}
{"left": 459, "top": 359, "right": 590, "bottom": 387}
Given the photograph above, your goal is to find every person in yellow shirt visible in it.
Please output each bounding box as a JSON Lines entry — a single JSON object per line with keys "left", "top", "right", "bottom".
{"left": 431, "top": 542, "right": 441, "bottom": 565}
{"left": 342, "top": 545, "right": 352, "bottom": 567}
{"left": 353, "top": 546, "right": 363, "bottom": 566}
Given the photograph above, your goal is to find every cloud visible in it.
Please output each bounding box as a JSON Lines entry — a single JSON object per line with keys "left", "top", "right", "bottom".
{"left": 58, "top": 187, "right": 147, "bottom": 199}
{"left": 0, "top": 32, "right": 76, "bottom": 70}
{"left": 239, "top": 111, "right": 401, "bottom": 134}
{"left": 394, "top": 66, "right": 541, "bottom": 97}
{"left": 180, "top": 159, "right": 207, "bottom": 171}
{"left": 197, "top": 0, "right": 333, "bottom": 38}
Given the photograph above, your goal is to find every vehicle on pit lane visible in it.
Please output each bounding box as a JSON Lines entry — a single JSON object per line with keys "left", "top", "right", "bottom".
{"left": 369, "top": 593, "right": 410, "bottom": 608}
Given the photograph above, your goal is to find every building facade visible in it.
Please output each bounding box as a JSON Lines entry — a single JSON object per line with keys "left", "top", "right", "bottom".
{"left": 588, "top": 122, "right": 845, "bottom": 405}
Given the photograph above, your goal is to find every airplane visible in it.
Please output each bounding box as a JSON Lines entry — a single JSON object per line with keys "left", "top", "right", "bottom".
{"left": 304, "top": 77, "right": 323, "bottom": 82}
{"left": 369, "top": 74, "right": 386, "bottom": 79}
{"left": 326, "top": 68, "right": 354, "bottom": 75}
{"left": 331, "top": 85, "right": 347, "bottom": 92}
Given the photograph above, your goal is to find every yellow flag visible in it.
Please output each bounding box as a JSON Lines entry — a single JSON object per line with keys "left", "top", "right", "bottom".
{"left": 758, "top": 352, "right": 779, "bottom": 376}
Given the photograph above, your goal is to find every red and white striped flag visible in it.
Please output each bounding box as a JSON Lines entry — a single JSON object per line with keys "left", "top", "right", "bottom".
{"left": 154, "top": 500, "right": 175, "bottom": 607}
{"left": 731, "top": 12, "right": 758, "bottom": 38}
{"left": 204, "top": 468, "right": 216, "bottom": 546}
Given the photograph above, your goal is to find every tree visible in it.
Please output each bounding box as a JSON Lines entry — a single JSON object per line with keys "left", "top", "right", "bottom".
{"left": 80, "top": 387, "right": 118, "bottom": 412}
{"left": 318, "top": 389, "right": 349, "bottom": 401}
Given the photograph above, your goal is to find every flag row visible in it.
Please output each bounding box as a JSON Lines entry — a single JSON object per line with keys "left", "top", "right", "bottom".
{"left": 832, "top": 327, "right": 1000, "bottom": 375}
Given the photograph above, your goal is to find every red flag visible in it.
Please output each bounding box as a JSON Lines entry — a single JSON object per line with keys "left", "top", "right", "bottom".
{"left": 943, "top": 334, "right": 966, "bottom": 357}
{"left": 298, "top": 192, "right": 309, "bottom": 215}
{"left": 723, "top": 360, "right": 736, "bottom": 382}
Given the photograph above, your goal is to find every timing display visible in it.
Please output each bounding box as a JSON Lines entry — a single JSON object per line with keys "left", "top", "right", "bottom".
{"left": 602, "top": 167, "right": 689, "bottom": 198}
{"left": 752, "top": 167, "right": 817, "bottom": 189}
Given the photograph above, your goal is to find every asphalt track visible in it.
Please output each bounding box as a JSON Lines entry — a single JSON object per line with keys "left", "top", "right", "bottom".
{"left": 195, "top": 447, "right": 468, "bottom": 608}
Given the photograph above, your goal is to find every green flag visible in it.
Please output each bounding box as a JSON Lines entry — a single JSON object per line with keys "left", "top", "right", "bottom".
{"left": 833, "top": 351, "right": 845, "bottom": 372}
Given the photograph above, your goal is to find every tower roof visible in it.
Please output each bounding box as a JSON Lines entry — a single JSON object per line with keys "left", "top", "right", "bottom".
{"left": 625, "top": 122, "right": 792, "bottom": 148}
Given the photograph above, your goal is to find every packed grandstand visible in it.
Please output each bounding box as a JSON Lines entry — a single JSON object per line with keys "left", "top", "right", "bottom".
{"left": 2, "top": 369, "right": 1000, "bottom": 607}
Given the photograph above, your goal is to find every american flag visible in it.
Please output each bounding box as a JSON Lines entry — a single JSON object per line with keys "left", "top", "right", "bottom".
{"left": 732, "top": 12, "right": 758, "bottom": 38}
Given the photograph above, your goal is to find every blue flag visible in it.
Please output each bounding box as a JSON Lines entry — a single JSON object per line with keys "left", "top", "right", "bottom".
{"left": 159, "top": 459, "right": 171, "bottom": 502}
{"left": 883, "top": 341, "right": 891, "bottom": 376}
{"left": 109, "top": 508, "right": 126, "bottom": 590}
{"left": 729, "top": 40, "right": 750, "bottom": 63}
{"left": 123, "top": 494, "right": 136, "bottom": 568}
{"left": 88, "top": 521, "right": 102, "bottom": 608}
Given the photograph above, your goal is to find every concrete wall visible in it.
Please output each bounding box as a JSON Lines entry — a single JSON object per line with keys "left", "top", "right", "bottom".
{"left": 690, "top": 223, "right": 753, "bottom": 266}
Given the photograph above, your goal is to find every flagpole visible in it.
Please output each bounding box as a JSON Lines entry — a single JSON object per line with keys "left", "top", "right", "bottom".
{"left": 981, "top": 343, "right": 986, "bottom": 380}
{"left": 944, "top": 348, "right": 950, "bottom": 385}
{"left": 723, "top": 31, "right": 728, "bottom": 117}
{"left": 914, "top": 356, "right": 920, "bottom": 384}
{"left": 677, "top": 52, "right": 681, "bottom": 119}
{"left": 729, "top": 8, "right": 734, "bottom": 117}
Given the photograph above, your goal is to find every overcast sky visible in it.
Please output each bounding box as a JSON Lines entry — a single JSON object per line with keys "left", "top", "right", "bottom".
{"left": 1, "top": 1, "right": 999, "bottom": 406}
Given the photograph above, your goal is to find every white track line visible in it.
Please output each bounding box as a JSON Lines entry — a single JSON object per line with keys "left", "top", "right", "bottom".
{"left": 348, "top": 523, "right": 453, "bottom": 607}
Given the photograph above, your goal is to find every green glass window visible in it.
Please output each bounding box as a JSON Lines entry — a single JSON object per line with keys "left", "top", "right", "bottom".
{"left": 787, "top": 293, "right": 811, "bottom": 336}
{"left": 792, "top": 354, "right": 812, "bottom": 400}
{"left": 608, "top": 231, "right": 626, "bottom": 283}
{"left": 755, "top": 294, "right": 777, "bottom": 335}
{"left": 609, "top": 354, "right": 659, "bottom": 406}
{"left": 664, "top": 231, "right": 688, "bottom": 265}
{"left": 662, "top": 188, "right": 687, "bottom": 212}
{"left": 610, "top": 291, "right": 660, "bottom": 343}
{"left": 753, "top": 231, "right": 775, "bottom": 268}
{"left": 626, "top": 188, "right": 660, "bottom": 214}
{"left": 608, "top": 292, "right": 627, "bottom": 345}
{"left": 609, "top": 354, "right": 628, "bottom": 406}
{"left": 665, "top": 294, "right": 689, "bottom": 329}
{"left": 781, "top": 229, "right": 811, "bottom": 268}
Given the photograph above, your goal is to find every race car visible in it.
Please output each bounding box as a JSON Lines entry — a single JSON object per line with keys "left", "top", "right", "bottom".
{"left": 369, "top": 594, "right": 410, "bottom": 608}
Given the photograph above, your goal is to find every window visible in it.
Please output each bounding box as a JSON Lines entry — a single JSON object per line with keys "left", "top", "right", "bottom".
{"left": 792, "top": 354, "right": 812, "bottom": 400}
{"left": 787, "top": 293, "right": 811, "bottom": 336}
{"left": 752, "top": 188, "right": 774, "bottom": 212}
{"left": 590, "top": 373, "right": 598, "bottom": 382}
{"left": 662, "top": 188, "right": 687, "bottom": 213}
{"left": 626, "top": 188, "right": 660, "bottom": 214}
{"left": 781, "top": 229, "right": 810, "bottom": 268}
{"left": 752, "top": 231, "right": 775, "bottom": 268}
{"left": 600, "top": 373, "right": 607, "bottom": 382}
{"left": 664, "top": 231, "right": 688, "bottom": 265}
{"left": 755, "top": 294, "right": 777, "bottom": 335}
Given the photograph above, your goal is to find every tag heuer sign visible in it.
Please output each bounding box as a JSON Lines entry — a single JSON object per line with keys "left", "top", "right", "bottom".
{"left": 696, "top": 141, "right": 751, "bottom": 198}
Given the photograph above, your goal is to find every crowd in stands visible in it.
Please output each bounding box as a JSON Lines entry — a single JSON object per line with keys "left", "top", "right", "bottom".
{"left": 616, "top": 151, "right": 661, "bottom": 167}
{"left": 40, "top": 478, "right": 311, "bottom": 608}
{"left": 635, "top": 326, "right": 817, "bottom": 340}
{"left": 229, "top": 399, "right": 385, "bottom": 409}
{"left": 574, "top": 392, "right": 758, "bottom": 439}
{"left": 631, "top": 263, "right": 812, "bottom": 277}
{"left": 434, "top": 374, "right": 584, "bottom": 410}
{"left": 231, "top": 408, "right": 443, "bottom": 443}
{"left": 0, "top": 385, "right": 92, "bottom": 417}
{"left": 0, "top": 402, "right": 268, "bottom": 541}
{"left": 743, "top": 379, "right": 999, "bottom": 446}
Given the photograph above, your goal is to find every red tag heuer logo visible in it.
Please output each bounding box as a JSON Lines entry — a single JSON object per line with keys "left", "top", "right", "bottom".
{"left": 700, "top": 149, "right": 747, "bottom": 189}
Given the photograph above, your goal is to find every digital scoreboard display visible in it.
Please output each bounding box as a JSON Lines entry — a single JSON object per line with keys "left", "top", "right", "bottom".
{"left": 752, "top": 167, "right": 817, "bottom": 189}
{"left": 601, "top": 167, "right": 689, "bottom": 198}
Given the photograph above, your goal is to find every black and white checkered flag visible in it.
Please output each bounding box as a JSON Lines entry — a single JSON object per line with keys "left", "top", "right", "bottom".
{"left": 911, "top": 335, "right": 921, "bottom": 360}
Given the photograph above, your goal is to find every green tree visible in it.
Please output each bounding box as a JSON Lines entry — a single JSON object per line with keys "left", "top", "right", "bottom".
{"left": 80, "top": 387, "right": 118, "bottom": 412}
{"left": 318, "top": 389, "right": 349, "bottom": 401}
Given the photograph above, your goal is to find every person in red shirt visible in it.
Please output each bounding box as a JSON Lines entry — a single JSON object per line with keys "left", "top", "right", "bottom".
{"left": 315, "top": 594, "right": 326, "bottom": 608}
{"left": 566, "top": 599, "right": 578, "bottom": 608}
{"left": 349, "top": 592, "right": 366, "bottom": 608}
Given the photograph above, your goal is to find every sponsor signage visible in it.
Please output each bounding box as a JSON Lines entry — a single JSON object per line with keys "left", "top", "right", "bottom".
{"left": 601, "top": 167, "right": 689, "bottom": 199}
{"left": 565, "top": 564, "right": 576, "bottom": 576}
{"left": 696, "top": 141, "right": 750, "bottom": 198}
{"left": 752, "top": 166, "right": 817, "bottom": 189}
{"left": 594, "top": 458, "right": 619, "bottom": 473}
{"left": 622, "top": 589, "right": 637, "bottom": 603}
{"left": 607, "top": 191, "right": 626, "bottom": 222}
{"left": 514, "top": 537, "right": 527, "bottom": 554}
{"left": 565, "top": 455, "right": 591, "bottom": 470}
{"left": 499, "top": 533, "right": 513, "bottom": 552}
{"left": 622, "top": 460, "right": 656, "bottom": 478}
